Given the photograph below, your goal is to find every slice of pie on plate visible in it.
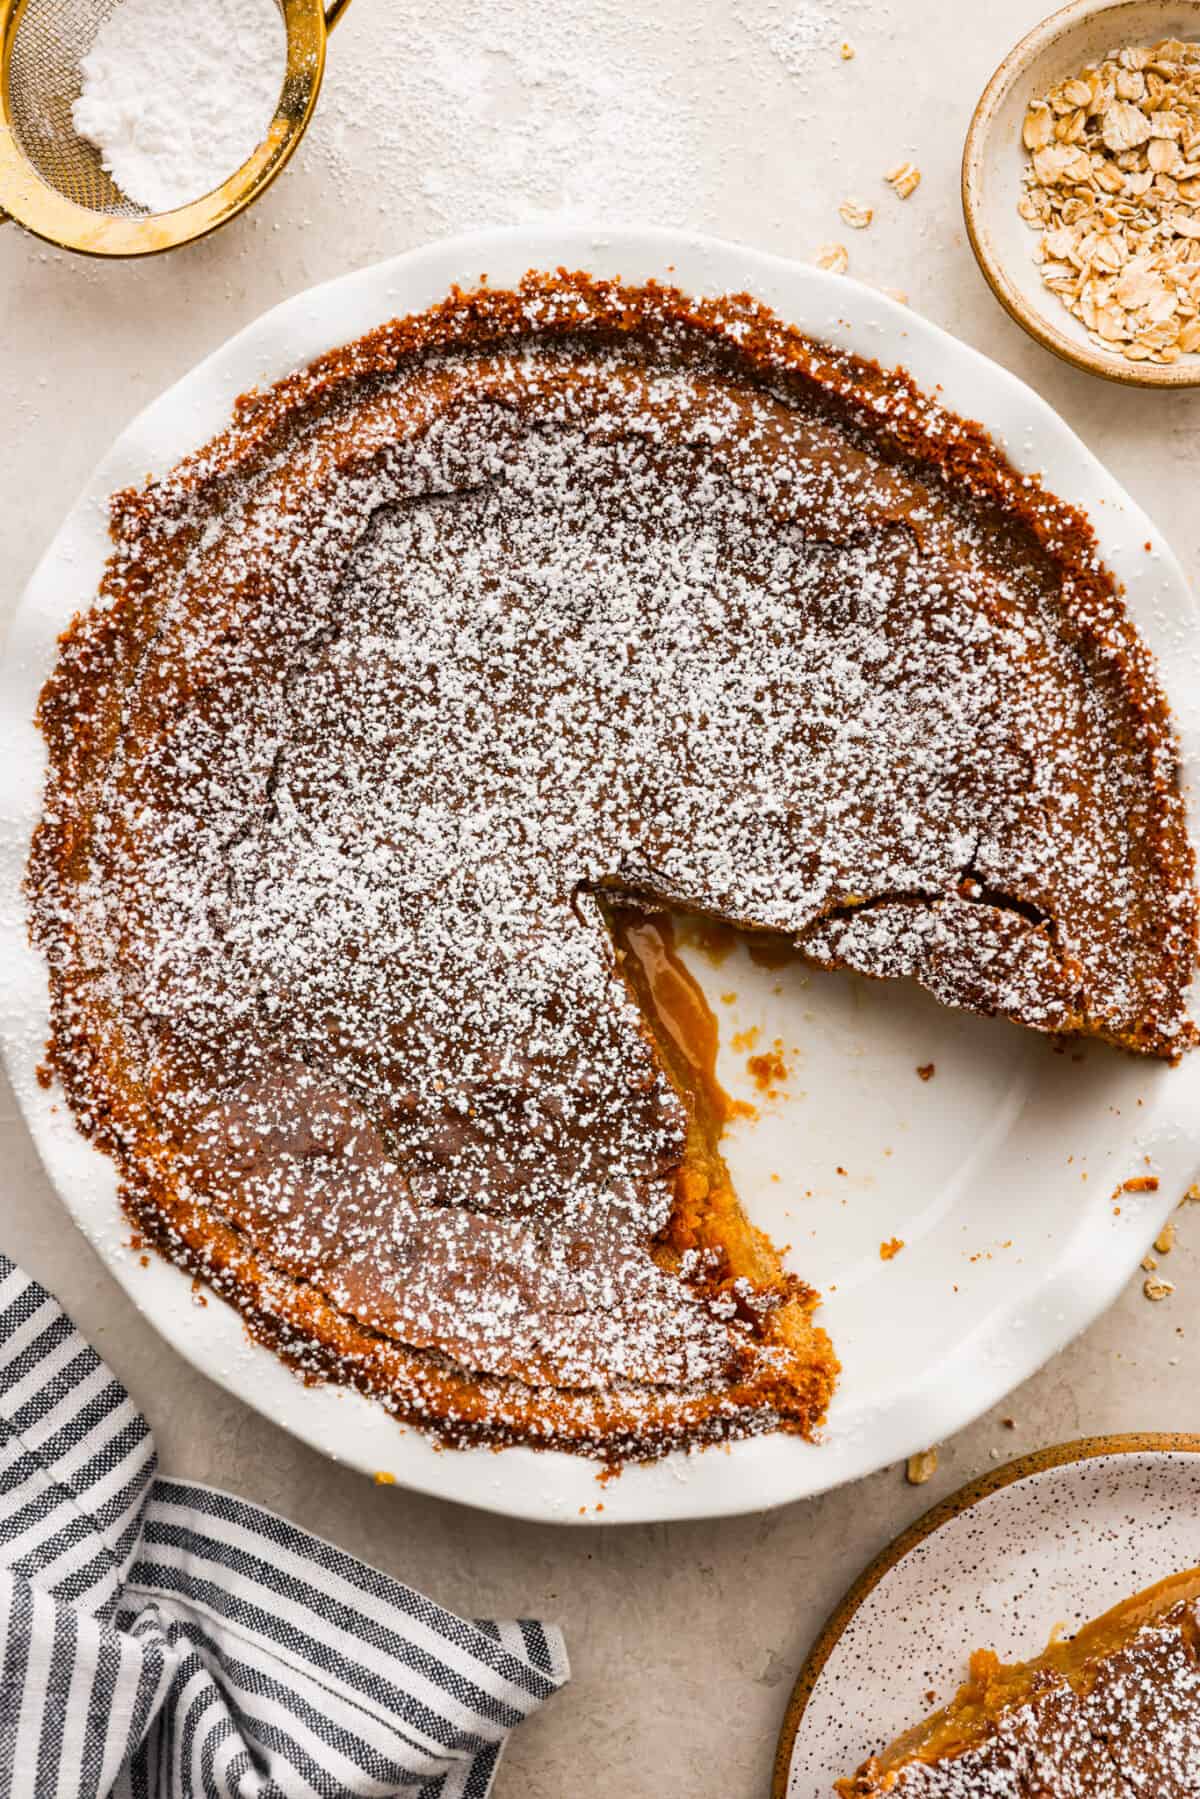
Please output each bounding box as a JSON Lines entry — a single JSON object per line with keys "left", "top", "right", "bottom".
{"left": 838, "top": 1567, "right": 1200, "bottom": 1795}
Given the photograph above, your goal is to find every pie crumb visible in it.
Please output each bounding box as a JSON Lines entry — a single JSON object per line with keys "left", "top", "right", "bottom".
{"left": 1144, "top": 1275, "right": 1176, "bottom": 1301}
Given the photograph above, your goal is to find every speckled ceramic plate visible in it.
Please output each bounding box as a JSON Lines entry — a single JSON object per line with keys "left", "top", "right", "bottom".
{"left": 3, "top": 227, "right": 1200, "bottom": 1524}
{"left": 775, "top": 1434, "right": 1200, "bottom": 1797}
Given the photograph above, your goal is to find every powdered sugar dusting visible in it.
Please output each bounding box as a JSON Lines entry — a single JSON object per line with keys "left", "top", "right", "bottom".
{"left": 28, "top": 274, "right": 1197, "bottom": 1461}
{"left": 849, "top": 1597, "right": 1200, "bottom": 1795}
{"left": 743, "top": 0, "right": 869, "bottom": 81}
{"left": 305, "top": 2, "right": 700, "bottom": 231}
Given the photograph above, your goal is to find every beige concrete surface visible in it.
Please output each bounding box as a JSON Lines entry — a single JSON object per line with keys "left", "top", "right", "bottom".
{"left": 2, "top": 1, "right": 1199, "bottom": 1792}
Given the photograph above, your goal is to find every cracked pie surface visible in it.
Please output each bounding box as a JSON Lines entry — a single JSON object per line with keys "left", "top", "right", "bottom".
{"left": 28, "top": 273, "right": 1198, "bottom": 1460}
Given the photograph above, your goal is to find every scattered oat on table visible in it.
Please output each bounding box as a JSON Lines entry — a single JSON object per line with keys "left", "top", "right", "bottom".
{"left": 814, "top": 241, "right": 849, "bottom": 273}
{"left": 839, "top": 198, "right": 873, "bottom": 229}
{"left": 1019, "top": 39, "right": 1200, "bottom": 364}
{"left": 1155, "top": 1221, "right": 1177, "bottom": 1255}
{"left": 907, "top": 1447, "right": 939, "bottom": 1484}
{"left": 840, "top": 41, "right": 855, "bottom": 62}
{"left": 885, "top": 160, "right": 921, "bottom": 198}
{"left": 1144, "top": 1275, "right": 1176, "bottom": 1301}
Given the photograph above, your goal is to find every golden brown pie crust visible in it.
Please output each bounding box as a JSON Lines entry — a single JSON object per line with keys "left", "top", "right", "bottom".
{"left": 27, "top": 271, "right": 1198, "bottom": 1461}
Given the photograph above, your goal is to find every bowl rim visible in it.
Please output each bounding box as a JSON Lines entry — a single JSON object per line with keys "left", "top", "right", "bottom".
{"left": 961, "top": 0, "right": 1200, "bottom": 390}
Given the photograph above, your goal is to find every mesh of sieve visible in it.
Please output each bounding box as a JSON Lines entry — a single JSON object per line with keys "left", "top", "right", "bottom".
{"left": 8, "top": 0, "right": 145, "bottom": 215}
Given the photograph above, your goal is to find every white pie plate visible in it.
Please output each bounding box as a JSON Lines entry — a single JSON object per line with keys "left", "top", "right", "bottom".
{"left": 2, "top": 227, "right": 1199, "bottom": 1526}
{"left": 775, "top": 1435, "right": 1200, "bottom": 1796}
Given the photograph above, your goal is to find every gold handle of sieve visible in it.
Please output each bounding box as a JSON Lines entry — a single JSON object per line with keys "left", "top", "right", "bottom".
{"left": 324, "top": 0, "right": 353, "bottom": 28}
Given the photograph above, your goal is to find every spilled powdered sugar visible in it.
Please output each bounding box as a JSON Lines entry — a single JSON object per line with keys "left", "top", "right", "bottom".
{"left": 741, "top": 0, "right": 869, "bottom": 79}
{"left": 305, "top": 0, "right": 699, "bottom": 230}
{"left": 300, "top": 0, "right": 882, "bottom": 232}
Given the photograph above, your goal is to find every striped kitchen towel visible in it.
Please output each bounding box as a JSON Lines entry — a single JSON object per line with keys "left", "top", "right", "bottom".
{"left": 0, "top": 1254, "right": 569, "bottom": 1797}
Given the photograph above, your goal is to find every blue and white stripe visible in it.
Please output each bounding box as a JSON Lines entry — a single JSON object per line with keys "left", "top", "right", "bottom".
{"left": 0, "top": 1255, "right": 568, "bottom": 1796}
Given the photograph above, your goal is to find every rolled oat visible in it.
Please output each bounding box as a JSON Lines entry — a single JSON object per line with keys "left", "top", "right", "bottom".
{"left": 1019, "top": 38, "right": 1200, "bottom": 363}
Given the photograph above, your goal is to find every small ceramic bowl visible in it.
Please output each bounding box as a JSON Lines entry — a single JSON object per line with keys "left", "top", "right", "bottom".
{"left": 962, "top": 0, "right": 1200, "bottom": 387}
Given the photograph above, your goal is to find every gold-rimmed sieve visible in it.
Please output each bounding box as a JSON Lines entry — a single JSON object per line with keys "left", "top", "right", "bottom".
{"left": 0, "top": 0, "right": 351, "bottom": 257}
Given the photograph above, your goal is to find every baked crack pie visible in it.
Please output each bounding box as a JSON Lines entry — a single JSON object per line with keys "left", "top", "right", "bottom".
{"left": 837, "top": 1568, "right": 1200, "bottom": 1796}
{"left": 29, "top": 273, "right": 1197, "bottom": 1460}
